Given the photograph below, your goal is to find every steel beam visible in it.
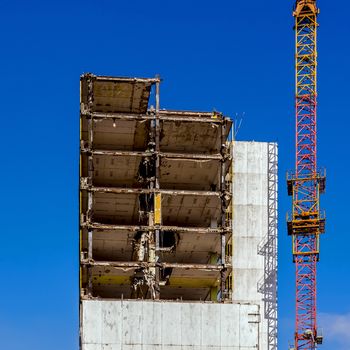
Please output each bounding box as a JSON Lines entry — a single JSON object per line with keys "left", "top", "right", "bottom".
{"left": 81, "top": 260, "right": 230, "bottom": 271}
{"left": 81, "top": 222, "right": 230, "bottom": 234}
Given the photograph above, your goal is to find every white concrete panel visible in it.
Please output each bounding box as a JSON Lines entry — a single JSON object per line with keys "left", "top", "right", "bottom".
{"left": 240, "top": 307, "right": 260, "bottom": 348}
{"left": 233, "top": 142, "right": 268, "bottom": 175}
{"left": 232, "top": 237, "right": 264, "bottom": 269}
{"left": 101, "top": 302, "right": 121, "bottom": 346}
{"left": 247, "top": 204, "right": 265, "bottom": 237}
{"left": 246, "top": 142, "right": 267, "bottom": 175}
{"left": 81, "top": 300, "right": 260, "bottom": 349}
{"left": 232, "top": 204, "right": 248, "bottom": 237}
{"left": 201, "top": 303, "right": 221, "bottom": 346}
{"left": 220, "top": 302, "right": 239, "bottom": 346}
{"left": 247, "top": 174, "right": 268, "bottom": 206}
{"left": 82, "top": 299, "right": 102, "bottom": 344}
{"left": 232, "top": 268, "right": 263, "bottom": 302}
{"left": 233, "top": 173, "right": 267, "bottom": 205}
{"left": 83, "top": 345, "right": 102, "bottom": 350}
{"left": 124, "top": 301, "right": 143, "bottom": 345}
{"left": 232, "top": 141, "right": 278, "bottom": 350}
{"left": 232, "top": 141, "right": 248, "bottom": 174}
{"left": 232, "top": 173, "right": 248, "bottom": 205}
{"left": 101, "top": 345, "right": 119, "bottom": 350}
{"left": 161, "top": 302, "right": 182, "bottom": 345}
{"left": 233, "top": 174, "right": 267, "bottom": 207}
{"left": 141, "top": 301, "right": 162, "bottom": 345}
{"left": 181, "top": 303, "right": 201, "bottom": 346}
{"left": 123, "top": 346, "right": 142, "bottom": 350}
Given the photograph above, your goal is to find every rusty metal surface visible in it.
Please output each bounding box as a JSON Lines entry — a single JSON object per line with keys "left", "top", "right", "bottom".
{"left": 82, "top": 222, "right": 229, "bottom": 234}
{"left": 81, "top": 259, "right": 230, "bottom": 271}
{"left": 85, "top": 110, "right": 231, "bottom": 124}
{"left": 81, "top": 183, "right": 224, "bottom": 197}
{"left": 83, "top": 148, "right": 224, "bottom": 160}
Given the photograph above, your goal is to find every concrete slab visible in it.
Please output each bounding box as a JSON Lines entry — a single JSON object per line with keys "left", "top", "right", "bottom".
{"left": 81, "top": 300, "right": 260, "bottom": 350}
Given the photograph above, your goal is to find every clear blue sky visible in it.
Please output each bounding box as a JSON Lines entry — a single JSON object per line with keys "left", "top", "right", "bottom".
{"left": 0, "top": 0, "right": 348, "bottom": 349}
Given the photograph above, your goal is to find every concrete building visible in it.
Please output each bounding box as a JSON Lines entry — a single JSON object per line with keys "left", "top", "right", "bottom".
{"left": 79, "top": 74, "right": 278, "bottom": 350}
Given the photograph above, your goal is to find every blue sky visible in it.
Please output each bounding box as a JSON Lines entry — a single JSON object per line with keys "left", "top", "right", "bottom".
{"left": 0, "top": 0, "right": 348, "bottom": 349}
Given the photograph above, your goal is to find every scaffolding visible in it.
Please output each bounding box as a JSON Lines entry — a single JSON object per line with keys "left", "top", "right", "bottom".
{"left": 79, "top": 74, "right": 233, "bottom": 301}
{"left": 258, "top": 143, "right": 278, "bottom": 350}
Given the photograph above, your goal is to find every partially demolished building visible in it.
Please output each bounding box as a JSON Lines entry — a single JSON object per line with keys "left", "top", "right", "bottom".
{"left": 79, "top": 74, "right": 278, "bottom": 350}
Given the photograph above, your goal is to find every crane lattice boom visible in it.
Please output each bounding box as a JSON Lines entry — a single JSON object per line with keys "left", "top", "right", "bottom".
{"left": 287, "top": 0, "right": 326, "bottom": 349}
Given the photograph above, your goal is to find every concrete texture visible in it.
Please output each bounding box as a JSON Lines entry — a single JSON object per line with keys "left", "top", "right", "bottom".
{"left": 81, "top": 300, "right": 261, "bottom": 350}
{"left": 232, "top": 141, "right": 268, "bottom": 303}
{"left": 232, "top": 141, "right": 278, "bottom": 350}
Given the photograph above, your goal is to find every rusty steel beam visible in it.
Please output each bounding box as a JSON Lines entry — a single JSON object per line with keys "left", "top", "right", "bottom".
{"left": 81, "top": 149, "right": 224, "bottom": 161}
{"left": 82, "top": 149, "right": 150, "bottom": 157}
{"left": 82, "top": 112, "right": 151, "bottom": 121}
{"left": 82, "top": 112, "right": 227, "bottom": 124}
{"left": 153, "top": 79, "right": 161, "bottom": 299}
{"left": 81, "top": 222, "right": 230, "bottom": 234}
{"left": 160, "top": 152, "right": 223, "bottom": 160}
{"left": 80, "top": 184, "right": 227, "bottom": 198}
{"left": 86, "top": 74, "right": 94, "bottom": 297}
{"left": 81, "top": 74, "right": 161, "bottom": 84}
{"left": 160, "top": 110, "right": 220, "bottom": 116}
{"left": 220, "top": 119, "right": 227, "bottom": 301}
{"left": 81, "top": 260, "right": 230, "bottom": 271}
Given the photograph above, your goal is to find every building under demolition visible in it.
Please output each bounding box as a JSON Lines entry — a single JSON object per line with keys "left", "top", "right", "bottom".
{"left": 79, "top": 74, "right": 278, "bottom": 350}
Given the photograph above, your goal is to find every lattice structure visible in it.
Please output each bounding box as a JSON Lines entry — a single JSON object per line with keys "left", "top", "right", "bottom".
{"left": 258, "top": 143, "right": 278, "bottom": 350}
{"left": 287, "top": 1, "right": 326, "bottom": 349}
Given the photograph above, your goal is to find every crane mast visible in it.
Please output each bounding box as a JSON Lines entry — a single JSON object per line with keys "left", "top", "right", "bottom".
{"left": 287, "top": 0, "right": 326, "bottom": 349}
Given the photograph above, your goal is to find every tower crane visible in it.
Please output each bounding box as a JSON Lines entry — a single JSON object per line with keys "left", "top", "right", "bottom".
{"left": 287, "top": 0, "right": 326, "bottom": 349}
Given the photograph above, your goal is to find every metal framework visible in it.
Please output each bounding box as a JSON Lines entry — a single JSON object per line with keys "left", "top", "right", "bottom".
{"left": 287, "top": 1, "right": 325, "bottom": 349}
{"left": 258, "top": 143, "right": 278, "bottom": 350}
{"left": 79, "top": 74, "right": 233, "bottom": 302}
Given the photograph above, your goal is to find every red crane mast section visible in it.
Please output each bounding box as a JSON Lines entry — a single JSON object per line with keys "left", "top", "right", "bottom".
{"left": 287, "top": 0, "right": 326, "bottom": 349}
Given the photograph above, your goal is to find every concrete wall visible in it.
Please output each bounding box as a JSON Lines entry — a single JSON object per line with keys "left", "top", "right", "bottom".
{"left": 232, "top": 141, "right": 278, "bottom": 350}
{"left": 232, "top": 141, "right": 267, "bottom": 302}
{"left": 81, "top": 300, "right": 261, "bottom": 350}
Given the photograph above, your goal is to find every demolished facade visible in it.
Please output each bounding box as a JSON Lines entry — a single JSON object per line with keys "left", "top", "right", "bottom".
{"left": 79, "top": 74, "right": 278, "bottom": 350}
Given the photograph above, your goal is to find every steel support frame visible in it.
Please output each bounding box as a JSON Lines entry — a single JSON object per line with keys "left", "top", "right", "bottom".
{"left": 80, "top": 74, "right": 233, "bottom": 302}
{"left": 80, "top": 185, "right": 227, "bottom": 198}
{"left": 82, "top": 222, "right": 230, "bottom": 234}
{"left": 258, "top": 143, "right": 278, "bottom": 350}
{"left": 82, "top": 111, "right": 228, "bottom": 124}
{"left": 219, "top": 119, "right": 229, "bottom": 300}
{"left": 289, "top": 2, "right": 324, "bottom": 349}
{"left": 81, "top": 260, "right": 230, "bottom": 271}
{"left": 86, "top": 74, "right": 95, "bottom": 297}
{"left": 152, "top": 79, "right": 161, "bottom": 299}
{"left": 81, "top": 148, "right": 225, "bottom": 161}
